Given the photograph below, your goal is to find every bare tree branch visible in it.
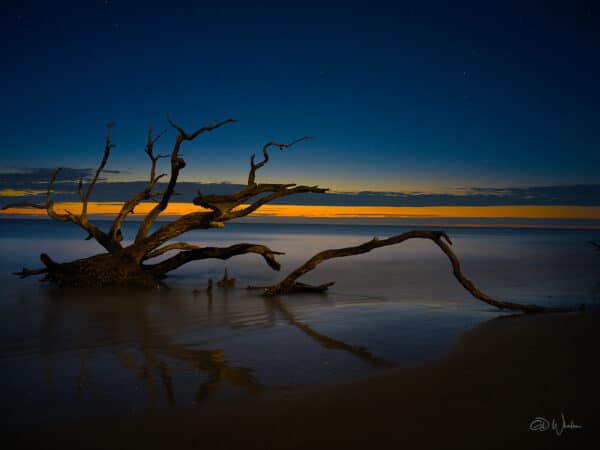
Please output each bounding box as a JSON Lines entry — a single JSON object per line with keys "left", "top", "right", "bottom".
{"left": 142, "top": 242, "right": 200, "bottom": 260}
{"left": 108, "top": 126, "right": 169, "bottom": 242}
{"left": 130, "top": 211, "right": 216, "bottom": 258}
{"left": 81, "top": 123, "right": 116, "bottom": 218}
{"left": 262, "top": 231, "right": 576, "bottom": 313}
{"left": 135, "top": 182, "right": 327, "bottom": 254}
{"left": 2, "top": 168, "right": 68, "bottom": 221}
{"left": 248, "top": 137, "right": 312, "bottom": 185}
{"left": 1, "top": 137, "right": 121, "bottom": 253}
{"left": 227, "top": 185, "right": 328, "bottom": 220}
{"left": 134, "top": 116, "right": 236, "bottom": 244}
{"left": 144, "top": 243, "right": 284, "bottom": 276}
{"left": 166, "top": 115, "right": 237, "bottom": 141}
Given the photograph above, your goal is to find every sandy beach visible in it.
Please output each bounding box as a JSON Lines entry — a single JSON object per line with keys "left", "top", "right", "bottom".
{"left": 16, "top": 309, "right": 597, "bottom": 449}
{"left": 2, "top": 220, "right": 598, "bottom": 449}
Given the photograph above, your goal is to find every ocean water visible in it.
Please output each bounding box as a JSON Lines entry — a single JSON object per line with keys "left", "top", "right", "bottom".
{"left": 0, "top": 218, "right": 598, "bottom": 427}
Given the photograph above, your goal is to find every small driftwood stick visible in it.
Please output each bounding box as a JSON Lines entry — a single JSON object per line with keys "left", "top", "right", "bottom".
{"left": 217, "top": 268, "right": 235, "bottom": 288}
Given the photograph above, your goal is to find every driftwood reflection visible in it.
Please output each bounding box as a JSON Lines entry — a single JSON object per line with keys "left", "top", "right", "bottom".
{"left": 42, "top": 288, "right": 263, "bottom": 405}
{"left": 263, "top": 297, "right": 393, "bottom": 367}
{"left": 38, "top": 287, "right": 389, "bottom": 405}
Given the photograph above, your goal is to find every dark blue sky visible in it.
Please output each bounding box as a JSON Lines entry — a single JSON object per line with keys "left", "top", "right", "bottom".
{"left": 2, "top": 1, "right": 599, "bottom": 192}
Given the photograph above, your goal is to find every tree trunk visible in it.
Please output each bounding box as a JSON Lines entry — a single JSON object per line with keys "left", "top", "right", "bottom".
{"left": 39, "top": 252, "right": 163, "bottom": 288}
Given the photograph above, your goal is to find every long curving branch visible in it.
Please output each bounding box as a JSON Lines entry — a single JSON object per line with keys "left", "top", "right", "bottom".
{"left": 144, "top": 243, "right": 285, "bottom": 276}
{"left": 261, "top": 231, "right": 577, "bottom": 313}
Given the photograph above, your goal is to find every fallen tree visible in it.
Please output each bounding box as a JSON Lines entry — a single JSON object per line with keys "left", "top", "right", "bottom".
{"left": 2, "top": 117, "right": 575, "bottom": 313}
{"left": 252, "top": 231, "right": 573, "bottom": 313}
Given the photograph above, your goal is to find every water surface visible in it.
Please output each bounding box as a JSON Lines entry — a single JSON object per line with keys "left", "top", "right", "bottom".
{"left": 1, "top": 219, "right": 598, "bottom": 427}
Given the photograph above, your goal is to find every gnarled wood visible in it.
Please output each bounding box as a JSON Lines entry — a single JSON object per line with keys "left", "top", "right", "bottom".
{"left": 2, "top": 115, "right": 578, "bottom": 315}
{"left": 108, "top": 127, "right": 168, "bottom": 243}
{"left": 143, "top": 242, "right": 200, "bottom": 260}
{"left": 3, "top": 118, "right": 324, "bottom": 287}
{"left": 134, "top": 116, "right": 236, "bottom": 244}
{"left": 248, "top": 137, "right": 312, "bottom": 185}
{"left": 144, "top": 243, "right": 285, "bottom": 276}
{"left": 261, "top": 231, "right": 576, "bottom": 313}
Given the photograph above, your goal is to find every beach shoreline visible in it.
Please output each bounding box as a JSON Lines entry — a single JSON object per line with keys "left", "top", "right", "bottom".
{"left": 17, "top": 309, "right": 599, "bottom": 449}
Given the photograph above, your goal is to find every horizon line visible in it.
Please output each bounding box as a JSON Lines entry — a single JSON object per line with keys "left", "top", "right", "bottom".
{"left": 2, "top": 202, "right": 600, "bottom": 221}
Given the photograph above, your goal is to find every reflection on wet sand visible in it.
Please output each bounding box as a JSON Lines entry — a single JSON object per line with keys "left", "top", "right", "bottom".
{"left": 264, "top": 296, "right": 393, "bottom": 367}
{"left": 39, "top": 286, "right": 390, "bottom": 405}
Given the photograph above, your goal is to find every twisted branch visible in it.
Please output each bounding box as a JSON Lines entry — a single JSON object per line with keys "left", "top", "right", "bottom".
{"left": 136, "top": 182, "right": 328, "bottom": 254}
{"left": 227, "top": 184, "right": 328, "bottom": 219}
{"left": 108, "top": 127, "right": 168, "bottom": 242}
{"left": 248, "top": 137, "right": 312, "bottom": 185}
{"left": 132, "top": 133, "right": 326, "bottom": 254}
{"left": 143, "top": 242, "right": 200, "bottom": 260}
{"left": 134, "top": 116, "right": 236, "bottom": 244}
{"left": 144, "top": 243, "right": 284, "bottom": 276}
{"left": 262, "top": 231, "right": 575, "bottom": 313}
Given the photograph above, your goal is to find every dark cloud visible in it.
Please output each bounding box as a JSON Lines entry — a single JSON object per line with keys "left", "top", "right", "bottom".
{"left": 0, "top": 167, "right": 94, "bottom": 185}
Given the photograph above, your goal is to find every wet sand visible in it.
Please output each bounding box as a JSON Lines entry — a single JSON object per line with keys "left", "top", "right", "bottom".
{"left": 20, "top": 310, "right": 599, "bottom": 449}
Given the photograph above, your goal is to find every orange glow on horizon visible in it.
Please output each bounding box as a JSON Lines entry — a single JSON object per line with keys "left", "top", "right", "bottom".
{"left": 2, "top": 202, "right": 600, "bottom": 220}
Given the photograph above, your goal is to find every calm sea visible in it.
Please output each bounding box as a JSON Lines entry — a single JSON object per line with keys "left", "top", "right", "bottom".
{"left": 1, "top": 219, "right": 598, "bottom": 427}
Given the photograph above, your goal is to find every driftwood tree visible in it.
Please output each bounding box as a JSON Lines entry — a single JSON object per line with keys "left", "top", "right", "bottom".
{"left": 2, "top": 117, "right": 574, "bottom": 313}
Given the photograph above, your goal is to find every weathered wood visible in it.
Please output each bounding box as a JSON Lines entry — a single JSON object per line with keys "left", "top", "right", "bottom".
{"left": 2, "top": 118, "right": 319, "bottom": 288}
{"left": 262, "top": 231, "right": 577, "bottom": 313}
{"left": 247, "top": 137, "right": 312, "bottom": 185}
{"left": 0, "top": 117, "right": 581, "bottom": 314}
{"left": 135, "top": 116, "right": 236, "bottom": 244}
{"left": 144, "top": 243, "right": 285, "bottom": 277}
